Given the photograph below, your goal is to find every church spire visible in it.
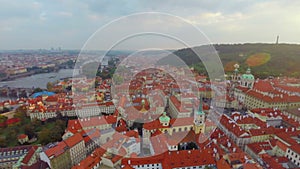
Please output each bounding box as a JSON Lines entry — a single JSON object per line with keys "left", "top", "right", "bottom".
{"left": 194, "top": 96, "right": 205, "bottom": 134}
{"left": 196, "top": 96, "right": 204, "bottom": 115}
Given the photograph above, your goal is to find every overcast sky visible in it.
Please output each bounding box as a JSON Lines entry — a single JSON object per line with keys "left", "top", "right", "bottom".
{"left": 0, "top": 0, "right": 300, "bottom": 50}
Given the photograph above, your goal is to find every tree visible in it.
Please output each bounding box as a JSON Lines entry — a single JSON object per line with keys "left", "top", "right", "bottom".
{"left": 0, "top": 115, "right": 7, "bottom": 128}
{"left": 0, "top": 115, "right": 7, "bottom": 123}
{"left": 38, "top": 120, "right": 66, "bottom": 144}
{"left": 55, "top": 119, "right": 66, "bottom": 128}
{"left": 47, "top": 82, "right": 54, "bottom": 91}
{"left": 1, "top": 107, "right": 10, "bottom": 114}
{"left": 0, "top": 137, "right": 7, "bottom": 147}
{"left": 38, "top": 128, "right": 52, "bottom": 144}
{"left": 49, "top": 120, "right": 66, "bottom": 142}
{"left": 14, "top": 106, "right": 27, "bottom": 124}
{"left": 6, "top": 129, "right": 17, "bottom": 144}
{"left": 50, "top": 126, "right": 63, "bottom": 142}
{"left": 24, "top": 124, "right": 36, "bottom": 138}
{"left": 32, "top": 118, "right": 42, "bottom": 128}
{"left": 56, "top": 111, "right": 63, "bottom": 119}
{"left": 33, "top": 88, "right": 43, "bottom": 93}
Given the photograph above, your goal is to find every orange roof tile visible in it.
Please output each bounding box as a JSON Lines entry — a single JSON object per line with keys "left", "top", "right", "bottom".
{"left": 64, "top": 133, "right": 83, "bottom": 148}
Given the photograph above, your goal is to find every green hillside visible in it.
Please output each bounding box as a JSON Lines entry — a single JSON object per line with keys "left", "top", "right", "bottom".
{"left": 158, "top": 43, "right": 300, "bottom": 78}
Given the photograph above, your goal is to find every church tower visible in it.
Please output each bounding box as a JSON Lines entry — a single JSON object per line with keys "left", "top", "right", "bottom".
{"left": 241, "top": 68, "right": 255, "bottom": 89}
{"left": 231, "top": 63, "right": 240, "bottom": 82}
{"left": 194, "top": 97, "right": 205, "bottom": 134}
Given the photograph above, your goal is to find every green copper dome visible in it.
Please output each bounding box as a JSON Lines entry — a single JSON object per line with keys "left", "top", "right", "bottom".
{"left": 159, "top": 112, "right": 170, "bottom": 123}
{"left": 241, "top": 68, "right": 254, "bottom": 80}
{"left": 141, "top": 99, "right": 145, "bottom": 105}
{"left": 241, "top": 74, "right": 254, "bottom": 80}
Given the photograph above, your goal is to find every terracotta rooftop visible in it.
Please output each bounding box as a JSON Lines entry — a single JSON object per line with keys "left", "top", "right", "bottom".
{"left": 64, "top": 133, "right": 83, "bottom": 148}
{"left": 45, "top": 141, "right": 68, "bottom": 158}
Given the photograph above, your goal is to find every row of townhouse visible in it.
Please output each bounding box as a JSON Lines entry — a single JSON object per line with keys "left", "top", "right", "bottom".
{"left": 29, "top": 102, "right": 115, "bottom": 120}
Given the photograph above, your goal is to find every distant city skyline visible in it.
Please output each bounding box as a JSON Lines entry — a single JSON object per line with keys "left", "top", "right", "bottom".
{"left": 0, "top": 0, "right": 300, "bottom": 50}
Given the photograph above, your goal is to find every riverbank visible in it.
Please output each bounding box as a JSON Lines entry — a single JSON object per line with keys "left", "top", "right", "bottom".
{"left": 0, "top": 71, "right": 35, "bottom": 82}
{"left": 0, "top": 69, "right": 79, "bottom": 89}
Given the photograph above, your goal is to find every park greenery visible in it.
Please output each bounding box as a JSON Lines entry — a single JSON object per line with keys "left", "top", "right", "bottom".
{"left": 0, "top": 106, "right": 67, "bottom": 147}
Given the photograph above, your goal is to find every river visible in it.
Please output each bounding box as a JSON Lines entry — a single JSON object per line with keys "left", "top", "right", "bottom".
{"left": 0, "top": 69, "right": 79, "bottom": 89}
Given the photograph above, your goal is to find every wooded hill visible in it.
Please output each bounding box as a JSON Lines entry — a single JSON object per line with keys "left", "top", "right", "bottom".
{"left": 158, "top": 43, "right": 300, "bottom": 78}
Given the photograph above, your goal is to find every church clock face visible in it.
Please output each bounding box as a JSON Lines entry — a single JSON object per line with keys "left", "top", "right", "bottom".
{"left": 195, "top": 116, "right": 203, "bottom": 125}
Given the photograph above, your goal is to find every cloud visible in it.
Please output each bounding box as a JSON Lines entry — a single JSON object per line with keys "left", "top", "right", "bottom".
{"left": 187, "top": 12, "right": 246, "bottom": 25}
{"left": 39, "top": 12, "right": 47, "bottom": 21}
{"left": 0, "top": 0, "right": 299, "bottom": 49}
{"left": 56, "top": 11, "right": 73, "bottom": 17}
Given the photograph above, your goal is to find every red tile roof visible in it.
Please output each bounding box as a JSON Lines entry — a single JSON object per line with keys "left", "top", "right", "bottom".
{"left": 67, "top": 115, "right": 117, "bottom": 133}
{"left": 216, "top": 158, "right": 231, "bottom": 169}
{"left": 45, "top": 141, "right": 68, "bottom": 158}
{"left": 220, "top": 115, "right": 250, "bottom": 138}
{"left": 260, "top": 154, "right": 284, "bottom": 169}
{"left": 6, "top": 118, "right": 20, "bottom": 125}
{"left": 72, "top": 154, "right": 101, "bottom": 169}
{"left": 21, "top": 146, "right": 39, "bottom": 165}
{"left": 165, "top": 149, "right": 216, "bottom": 168}
{"left": 45, "top": 95, "right": 58, "bottom": 102}
{"left": 64, "top": 133, "right": 83, "bottom": 148}
{"left": 253, "top": 80, "right": 274, "bottom": 92}
{"left": 243, "top": 163, "right": 262, "bottom": 169}
{"left": 169, "top": 95, "right": 190, "bottom": 113}
{"left": 18, "top": 134, "right": 28, "bottom": 140}
{"left": 246, "top": 89, "right": 300, "bottom": 103}
{"left": 246, "top": 141, "right": 272, "bottom": 154}
{"left": 122, "top": 149, "right": 216, "bottom": 168}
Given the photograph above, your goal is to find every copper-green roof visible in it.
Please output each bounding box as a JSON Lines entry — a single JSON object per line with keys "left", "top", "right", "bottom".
{"left": 196, "top": 98, "right": 205, "bottom": 115}
{"left": 196, "top": 105, "right": 205, "bottom": 115}
{"left": 159, "top": 112, "right": 170, "bottom": 123}
{"left": 241, "top": 74, "right": 254, "bottom": 80}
